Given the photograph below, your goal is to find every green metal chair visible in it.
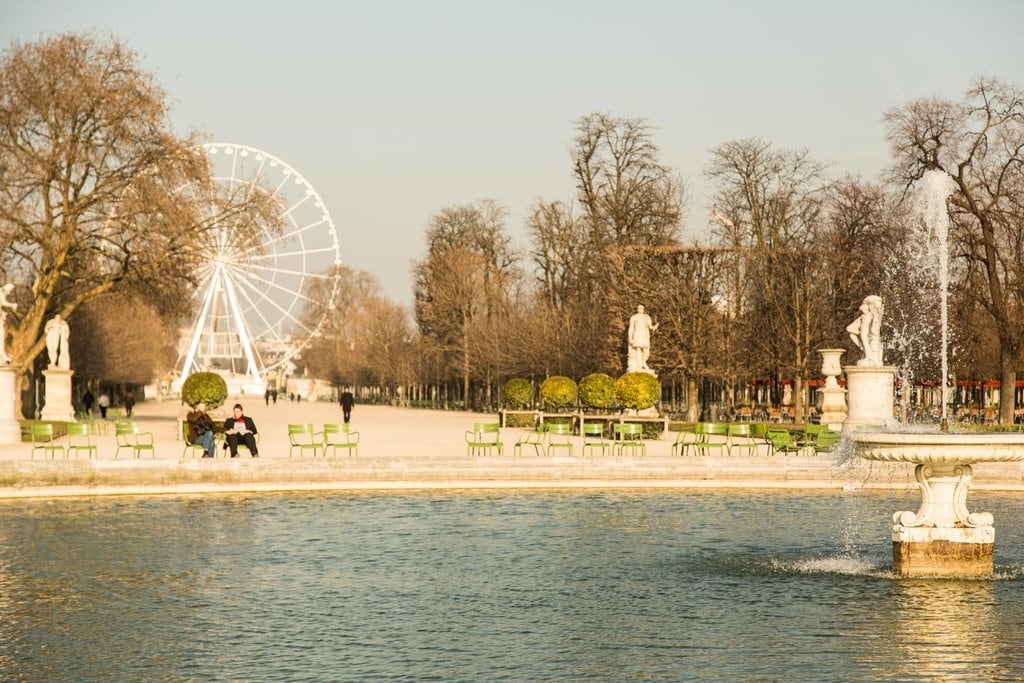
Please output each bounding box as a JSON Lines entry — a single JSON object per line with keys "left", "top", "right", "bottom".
{"left": 66, "top": 422, "right": 98, "bottom": 459}
{"left": 114, "top": 421, "right": 155, "bottom": 459}
{"left": 581, "top": 421, "right": 612, "bottom": 456}
{"left": 694, "top": 422, "right": 729, "bottom": 456}
{"left": 31, "top": 423, "right": 65, "bottom": 459}
{"left": 727, "top": 423, "right": 757, "bottom": 456}
{"left": 288, "top": 423, "right": 323, "bottom": 457}
{"left": 465, "top": 422, "right": 503, "bottom": 456}
{"left": 181, "top": 421, "right": 209, "bottom": 458}
{"left": 323, "top": 423, "right": 359, "bottom": 457}
{"left": 514, "top": 423, "right": 547, "bottom": 456}
{"left": 613, "top": 423, "right": 645, "bottom": 457}
{"left": 813, "top": 428, "right": 842, "bottom": 454}
{"left": 766, "top": 428, "right": 810, "bottom": 456}
{"left": 546, "top": 422, "right": 573, "bottom": 456}
{"left": 671, "top": 423, "right": 700, "bottom": 456}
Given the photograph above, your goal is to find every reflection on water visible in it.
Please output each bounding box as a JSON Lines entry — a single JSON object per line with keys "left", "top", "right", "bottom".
{"left": 0, "top": 491, "right": 1022, "bottom": 681}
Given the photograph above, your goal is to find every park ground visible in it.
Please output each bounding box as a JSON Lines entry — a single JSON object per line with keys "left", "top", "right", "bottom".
{"left": 2, "top": 398, "right": 1024, "bottom": 498}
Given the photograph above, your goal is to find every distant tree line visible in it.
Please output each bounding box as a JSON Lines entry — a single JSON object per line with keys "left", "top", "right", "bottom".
{"left": 306, "top": 88, "right": 1024, "bottom": 425}
{"left": 2, "top": 34, "right": 1020, "bottom": 425}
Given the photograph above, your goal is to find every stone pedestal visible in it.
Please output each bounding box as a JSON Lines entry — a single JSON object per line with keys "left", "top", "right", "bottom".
{"left": 40, "top": 368, "right": 76, "bottom": 423}
{"left": 0, "top": 366, "right": 21, "bottom": 445}
{"left": 843, "top": 365, "right": 896, "bottom": 432}
{"left": 817, "top": 349, "right": 847, "bottom": 430}
{"left": 889, "top": 461, "right": 995, "bottom": 577}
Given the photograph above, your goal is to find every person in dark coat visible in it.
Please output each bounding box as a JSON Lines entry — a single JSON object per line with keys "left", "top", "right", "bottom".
{"left": 81, "top": 390, "right": 95, "bottom": 416}
{"left": 223, "top": 403, "right": 259, "bottom": 457}
{"left": 340, "top": 389, "right": 354, "bottom": 424}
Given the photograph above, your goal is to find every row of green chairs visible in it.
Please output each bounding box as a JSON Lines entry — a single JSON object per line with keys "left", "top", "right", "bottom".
{"left": 507, "top": 422, "right": 646, "bottom": 457}
{"left": 29, "top": 421, "right": 152, "bottom": 459}
{"left": 672, "top": 422, "right": 841, "bottom": 457}
{"left": 288, "top": 423, "right": 359, "bottom": 457}
{"left": 673, "top": 423, "right": 756, "bottom": 456}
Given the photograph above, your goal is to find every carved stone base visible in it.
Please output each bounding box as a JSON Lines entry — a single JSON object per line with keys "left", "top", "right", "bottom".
{"left": 40, "top": 368, "right": 76, "bottom": 423}
{"left": 0, "top": 366, "right": 21, "bottom": 445}
{"left": 892, "top": 537, "right": 993, "bottom": 578}
{"left": 843, "top": 365, "right": 896, "bottom": 432}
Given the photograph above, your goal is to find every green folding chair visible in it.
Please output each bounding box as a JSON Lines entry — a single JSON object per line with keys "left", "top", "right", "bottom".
{"left": 31, "top": 423, "right": 65, "bottom": 459}
{"left": 66, "top": 422, "right": 98, "bottom": 459}
{"left": 323, "top": 423, "right": 359, "bottom": 457}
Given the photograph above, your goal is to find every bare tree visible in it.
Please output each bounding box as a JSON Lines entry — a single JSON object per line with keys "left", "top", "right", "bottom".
{"left": 0, "top": 33, "right": 278, "bottom": 407}
{"left": 573, "top": 113, "right": 684, "bottom": 247}
{"left": 705, "top": 138, "right": 831, "bottom": 420}
{"left": 69, "top": 293, "right": 177, "bottom": 385}
{"left": 884, "top": 76, "right": 1024, "bottom": 424}
{"left": 413, "top": 201, "right": 520, "bottom": 405}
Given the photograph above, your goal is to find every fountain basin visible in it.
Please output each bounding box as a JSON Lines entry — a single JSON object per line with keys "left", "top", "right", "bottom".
{"left": 853, "top": 432, "right": 1024, "bottom": 577}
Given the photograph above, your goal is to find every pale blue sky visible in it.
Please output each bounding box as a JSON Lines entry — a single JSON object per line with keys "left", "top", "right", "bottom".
{"left": 5, "top": 0, "right": 1023, "bottom": 304}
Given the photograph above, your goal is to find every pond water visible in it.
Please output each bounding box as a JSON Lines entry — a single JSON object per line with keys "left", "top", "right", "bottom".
{"left": 1, "top": 490, "right": 1023, "bottom": 681}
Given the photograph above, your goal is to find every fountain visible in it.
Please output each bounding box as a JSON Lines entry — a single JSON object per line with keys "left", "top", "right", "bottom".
{"left": 850, "top": 169, "right": 1024, "bottom": 578}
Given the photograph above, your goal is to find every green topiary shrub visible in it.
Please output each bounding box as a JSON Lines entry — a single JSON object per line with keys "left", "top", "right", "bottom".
{"left": 181, "top": 372, "right": 229, "bottom": 409}
{"left": 578, "top": 373, "right": 617, "bottom": 411}
{"left": 539, "top": 375, "right": 578, "bottom": 412}
{"left": 502, "top": 378, "right": 535, "bottom": 409}
{"left": 614, "top": 372, "right": 661, "bottom": 411}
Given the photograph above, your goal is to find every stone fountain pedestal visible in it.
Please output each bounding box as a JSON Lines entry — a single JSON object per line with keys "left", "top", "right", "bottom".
{"left": 817, "top": 349, "right": 847, "bottom": 430}
{"left": 854, "top": 433, "right": 1024, "bottom": 577}
{"left": 843, "top": 365, "right": 896, "bottom": 432}
{"left": 40, "top": 368, "right": 76, "bottom": 423}
{"left": 0, "top": 366, "right": 21, "bottom": 445}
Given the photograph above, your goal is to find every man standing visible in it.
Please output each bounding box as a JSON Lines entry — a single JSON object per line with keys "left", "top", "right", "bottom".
{"left": 340, "top": 388, "right": 354, "bottom": 424}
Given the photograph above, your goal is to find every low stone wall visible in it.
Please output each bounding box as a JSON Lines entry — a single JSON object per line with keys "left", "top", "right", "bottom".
{"left": 2, "top": 454, "right": 1024, "bottom": 499}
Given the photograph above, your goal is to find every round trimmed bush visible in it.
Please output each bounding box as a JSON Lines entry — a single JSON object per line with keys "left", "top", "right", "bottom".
{"left": 579, "top": 373, "right": 616, "bottom": 411}
{"left": 181, "top": 371, "right": 229, "bottom": 409}
{"left": 502, "top": 378, "right": 535, "bottom": 409}
{"left": 539, "top": 375, "right": 578, "bottom": 412}
{"left": 614, "top": 372, "right": 661, "bottom": 411}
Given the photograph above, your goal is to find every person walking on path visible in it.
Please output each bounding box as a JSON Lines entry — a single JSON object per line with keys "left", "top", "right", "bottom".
{"left": 223, "top": 403, "right": 259, "bottom": 457}
{"left": 81, "top": 390, "right": 95, "bottom": 416}
{"left": 124, "top": 389, "right": 135, "bottom": 418}
{"left": 97, "top": 392, "right": 110, "bottom": 419}
{"left": 340, "top": 389, "right": 354, "bottom": 424}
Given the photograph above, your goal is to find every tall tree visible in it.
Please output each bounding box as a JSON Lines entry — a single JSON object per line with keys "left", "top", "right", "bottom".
{"left": 572, "top": 113, "right": 684, "bottom": 247}
{"left": 0, "top": 33, "right": 277, "bottom": 406}
{"left": 705, "top": 138, "right": 830, "bottom": 420}
{"left": 884, "top": 76, "right": 1024, "bottom": 424}
{"left": 413, "top": 201, "right": 519, "bottom": 405}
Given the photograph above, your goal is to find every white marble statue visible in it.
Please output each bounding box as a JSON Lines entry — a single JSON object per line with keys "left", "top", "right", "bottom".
{"left": 0, "top": 283, "right": 15, "bottom": 364}
{"left": 846, "top": 295, "right": 883, "bottom": 366}
{"left": 44, "top": 313, "right": 71, "bottom": 370}
{"left": 627, "top": 304, "right": 659, "bottom": 372}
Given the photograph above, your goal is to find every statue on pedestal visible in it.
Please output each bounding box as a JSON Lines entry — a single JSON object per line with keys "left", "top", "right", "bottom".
{"left": 627, "top": 304, "right": 658, "bottom": 373}
{"left": 846, "top": 295, "right": 883, "bottom": 366}
{"left": 44, "top": 314, "right": 71, "bottom": 370}
{"left": 0, "top": 283, "right": 15, "bottom": 364}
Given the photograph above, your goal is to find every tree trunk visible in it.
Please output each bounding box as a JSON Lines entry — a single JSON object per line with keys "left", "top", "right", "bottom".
{"left": 1000, "top": 354, "right": 1016, "bottom": 426}
{"left": 686, "top": 376, "right": 699, "bottom": 422}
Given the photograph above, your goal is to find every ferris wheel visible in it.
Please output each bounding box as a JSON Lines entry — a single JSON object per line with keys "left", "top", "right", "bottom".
{"left": 175, "top": 143, "right": 341, "bottom": 391}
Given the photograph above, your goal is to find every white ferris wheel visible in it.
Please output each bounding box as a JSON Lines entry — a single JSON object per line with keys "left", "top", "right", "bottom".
{"left": 175, "top": 143, "right": 341, "bottom": 391}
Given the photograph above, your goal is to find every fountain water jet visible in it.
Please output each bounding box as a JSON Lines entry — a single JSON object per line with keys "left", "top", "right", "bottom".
{"left": 851, "top": 169, "right": 1024, "bottom": 578}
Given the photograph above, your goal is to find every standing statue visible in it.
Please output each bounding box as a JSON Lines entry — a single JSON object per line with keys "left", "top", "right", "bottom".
{"left": 0, "top": 283, "right": 16, "bottom": 364}
{"left": 627, "top": 304, "right": 659, "bottom": 372}
{"left": 44, "top": 314, "right": 71, "bottom": 370}
{"left": 846, "top": 295, "right": 884, "bottom": 366}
